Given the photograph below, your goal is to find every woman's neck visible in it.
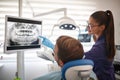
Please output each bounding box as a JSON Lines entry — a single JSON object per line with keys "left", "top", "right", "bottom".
{"left": 93, "top": 34, "right": 102, "bottom": 42}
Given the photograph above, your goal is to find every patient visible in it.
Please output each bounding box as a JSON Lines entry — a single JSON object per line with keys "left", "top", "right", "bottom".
{"left": 33, "top": 35, "right": 92, "bottom": 80}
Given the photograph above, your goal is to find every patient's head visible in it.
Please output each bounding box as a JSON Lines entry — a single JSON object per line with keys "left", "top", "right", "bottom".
{"left": 53, "top": 35, "right": 84, "bottom": 67}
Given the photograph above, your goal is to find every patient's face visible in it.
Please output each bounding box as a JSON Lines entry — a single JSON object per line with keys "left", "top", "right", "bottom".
{"left": 53, "top": 44, "right": 63, "bottom": 67}
{"left": 53, "top": 44, "right": 58, "bottom": 62}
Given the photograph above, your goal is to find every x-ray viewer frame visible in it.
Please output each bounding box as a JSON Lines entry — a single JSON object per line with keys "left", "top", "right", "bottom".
{"left": 4, "top": 15, "right": 42, "bottom": 54}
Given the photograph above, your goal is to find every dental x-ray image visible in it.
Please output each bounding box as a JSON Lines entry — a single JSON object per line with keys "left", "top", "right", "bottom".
{"left": 4, "top": 16, "right": 42, "bottom": 53}
{"left": 10, "top": 23, "right": 39, "bottom": 45}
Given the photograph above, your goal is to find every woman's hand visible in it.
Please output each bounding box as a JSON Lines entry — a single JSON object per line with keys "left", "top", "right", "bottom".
{"left": 39, "top": 36, "right": 54, "bottom": 49}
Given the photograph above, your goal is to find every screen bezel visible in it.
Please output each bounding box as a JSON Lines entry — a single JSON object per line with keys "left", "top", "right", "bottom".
{"left": 4, "top": 15, "right": 42, "bottom": 54}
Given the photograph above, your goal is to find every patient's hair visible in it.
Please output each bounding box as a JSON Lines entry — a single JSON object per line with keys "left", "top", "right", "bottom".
{"left": 56, "top": 35, "right": 84, "bottom": 64}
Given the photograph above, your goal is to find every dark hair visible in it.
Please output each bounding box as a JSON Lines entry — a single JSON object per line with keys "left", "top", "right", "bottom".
{"left": 56, "top": 36, "right": 84, "bottom": 64}
{"left": 91, "top": 10, "right": 115, "bottom": 60}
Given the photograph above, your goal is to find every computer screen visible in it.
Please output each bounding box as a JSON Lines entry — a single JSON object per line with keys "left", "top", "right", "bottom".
{"left": 4, "top": 15, "right": 42, "bottom": 53}
{"left": 78, "top": 33, "right": 91, "bottom": 42}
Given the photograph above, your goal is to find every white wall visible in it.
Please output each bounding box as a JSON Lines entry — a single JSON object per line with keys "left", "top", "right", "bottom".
{"left": 95, "top": 0, "right": 120, "bottom": 45}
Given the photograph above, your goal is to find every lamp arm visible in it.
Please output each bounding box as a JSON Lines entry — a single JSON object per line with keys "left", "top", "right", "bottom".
{"left": 24, "top": 0, "right": 35, "bottom": 16}
{"left": 34, "top": 8, "right": 67, "bottom": 17}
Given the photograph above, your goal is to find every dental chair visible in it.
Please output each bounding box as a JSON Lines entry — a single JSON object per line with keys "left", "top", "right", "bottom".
{"left": 62, "top": 59, "right": 94, "bottom": 80}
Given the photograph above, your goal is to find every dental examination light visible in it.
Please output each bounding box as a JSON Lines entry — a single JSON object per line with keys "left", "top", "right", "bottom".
{"left": 26, "top": 0, "right": 78, "bottom": 30}
{"left": 55, "top": 16, "right": 77, "bottom": 30}
{"left": 33, "top": 8, "right": 80, "bottom": 30}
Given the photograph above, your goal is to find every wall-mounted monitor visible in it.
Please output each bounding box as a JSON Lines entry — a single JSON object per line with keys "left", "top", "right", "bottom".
{"left": 78, "top": 34, "right": 91, "bottom": 42}
{"left": 4, "top": 15, "right": 42, "bottom": 53}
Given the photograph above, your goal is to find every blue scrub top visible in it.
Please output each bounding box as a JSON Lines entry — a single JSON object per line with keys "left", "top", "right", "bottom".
{"left": 84, "top": 35, "right": 115, "bottom": 80}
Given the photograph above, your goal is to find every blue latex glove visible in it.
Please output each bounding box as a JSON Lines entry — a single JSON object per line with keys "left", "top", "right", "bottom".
{"left": 39, "top": 36, "right": 54, "bottom": 49}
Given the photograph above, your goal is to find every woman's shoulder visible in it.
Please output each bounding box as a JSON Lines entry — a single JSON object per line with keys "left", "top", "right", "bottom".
{"left": 85, "top": 41, "right": 107, "bottom": 59}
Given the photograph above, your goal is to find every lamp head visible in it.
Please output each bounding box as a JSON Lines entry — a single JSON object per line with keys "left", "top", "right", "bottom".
{"left": 56, "top": 16, "right": 77, "bottom": 30}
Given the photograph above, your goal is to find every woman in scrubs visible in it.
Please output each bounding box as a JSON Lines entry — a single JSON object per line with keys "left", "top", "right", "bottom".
{"left": 84, "top": 10, "right": 115, "bottom": 80}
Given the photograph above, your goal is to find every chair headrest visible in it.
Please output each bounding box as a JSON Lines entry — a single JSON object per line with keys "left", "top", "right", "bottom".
{"left": 61, "top": 59, "right": 94, "bottom": 80}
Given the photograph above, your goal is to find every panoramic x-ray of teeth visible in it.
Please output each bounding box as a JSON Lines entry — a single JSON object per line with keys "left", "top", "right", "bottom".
{"left": 9, "top": 23, "right": 39, "bottom": 46}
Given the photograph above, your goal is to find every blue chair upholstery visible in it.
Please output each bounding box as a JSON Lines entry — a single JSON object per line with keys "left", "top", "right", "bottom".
{"left": 62, "top": 59, "right": 94, "bottom": 80}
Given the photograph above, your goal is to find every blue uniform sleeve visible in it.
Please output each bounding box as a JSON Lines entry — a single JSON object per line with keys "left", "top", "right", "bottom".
{"left": 84, "top": 43, "right": 106, "bottom": 61}
{"left": 39, "top": 36, "right": 54, "bottom": 49}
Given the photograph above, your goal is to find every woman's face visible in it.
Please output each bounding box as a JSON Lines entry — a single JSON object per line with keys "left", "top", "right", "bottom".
{"left": 87, "top": 17, "right": 104, "bottom": 36}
